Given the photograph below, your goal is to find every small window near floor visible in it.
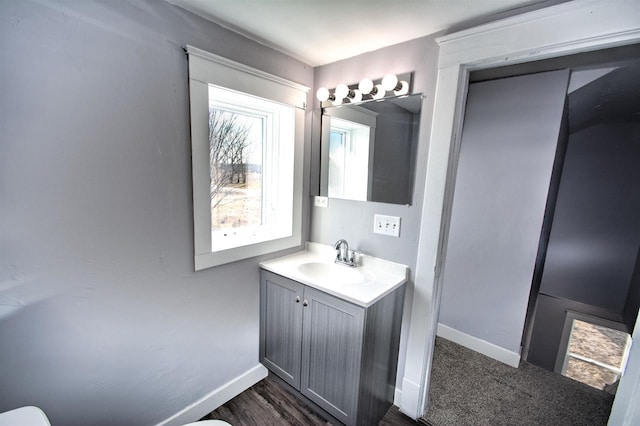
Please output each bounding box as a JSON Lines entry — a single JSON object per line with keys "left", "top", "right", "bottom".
{"left": 557, "top": 315, "right": 632, "bottom": 390}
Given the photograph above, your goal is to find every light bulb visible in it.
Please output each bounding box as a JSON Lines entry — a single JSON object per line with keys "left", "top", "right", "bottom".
{"left": 358, "top": 78, "right": 374, "bottom": 95}
{"left": 381, "top": 74, "right": 399, "bottom": 91}
{"left": 335, "top": 83, "right": 349, "bottom": 100}
{"left": 316, "top": 87, "right": 330, "bottom": 102}
{"left": 394, "top": 81, "right": 409, "bottom": 96}
{"left": 329, "top": 96, "right": 344, "bottom": 106}
{"left": 351, "top": 89, "right": 363, "bottom": 103}
{"left": 372, "top": 84, "right": 385, "bottom": 100}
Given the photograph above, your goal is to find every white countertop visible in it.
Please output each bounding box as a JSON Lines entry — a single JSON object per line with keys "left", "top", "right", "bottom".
{"left": 259, "top": 242, "right": 408, "bottom": 308}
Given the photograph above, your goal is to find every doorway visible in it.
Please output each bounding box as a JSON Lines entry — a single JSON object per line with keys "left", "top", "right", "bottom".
{"left": 425, "top": 48, "right": 640, "bottom": 424}
{"left": 399, "top": 2, "right": 640, "bottom": 422}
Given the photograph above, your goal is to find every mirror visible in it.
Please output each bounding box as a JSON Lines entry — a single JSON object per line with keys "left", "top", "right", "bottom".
{"left": 320, "top": 94, "right": 422, "bottom": 205}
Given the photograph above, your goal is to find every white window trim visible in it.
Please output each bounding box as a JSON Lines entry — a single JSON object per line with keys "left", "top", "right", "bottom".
{"left": 186, "top": 46, "right": 309, "bottom": 270}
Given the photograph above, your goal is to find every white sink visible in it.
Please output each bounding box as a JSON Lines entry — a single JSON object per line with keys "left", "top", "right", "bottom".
{"left": 260, "top": 242, "right": 408, "bottom": 307}
{"left": 297, "top": 261, "right": 374, "bottom": 285}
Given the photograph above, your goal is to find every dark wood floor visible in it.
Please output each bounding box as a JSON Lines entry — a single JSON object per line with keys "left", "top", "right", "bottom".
{"left": 201, "top": 373, "right": 425, "bottom": 426}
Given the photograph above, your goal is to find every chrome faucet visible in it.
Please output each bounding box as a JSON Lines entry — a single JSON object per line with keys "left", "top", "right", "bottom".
{"left": 334, "top": 239, "right": 356, "bottom": 267}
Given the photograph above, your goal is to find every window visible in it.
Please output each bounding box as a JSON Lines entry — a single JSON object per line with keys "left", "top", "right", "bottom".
{"left": 187, "top": 46, "right": 308, "bottom": 270}
{"left": 208, "top": 86, "right": 294, "bottom": 252}
{"left": 328, "top": 118, "right": 370, "bottom": 201}
{"left": 555, "top": 312, "right": 632, "bottom": 390}
{"left": 321, "top": 106, "right": 377, "bottom": 202}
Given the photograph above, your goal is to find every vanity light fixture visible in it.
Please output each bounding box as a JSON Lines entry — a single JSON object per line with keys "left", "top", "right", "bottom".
{"left": 334, "top": 83, "right": 351, "bottom": 100}
{"left": 317, "top": 87, "right": 344, "bottom": 106}
{"left": 394, "top": 81, "right": 409, "bottom": 96}
{"left": 335, "top": 83, "right": 363, "bottom": 104}
{"left": 315, "top": 87, "right": 334, "bottom": 102}
{"left": 381, "top": 74, "right": 399, "bottom": 91}
{"left": 372, "top": 84, "right": 386, "bottom": 100}
{"left": 359, "top": 78, "right": 385, "bottom": 100}
{"left": 316, "top": 72, "right": 411, "bottom": 105}
{"left": 358, "top": 78, "right": 374, "bottom": 94}
{"left": 382, "top": 73, "right": 409, "bottom": 96}
{"left": 351, "top": 89, "right": 363, "bottom": 103}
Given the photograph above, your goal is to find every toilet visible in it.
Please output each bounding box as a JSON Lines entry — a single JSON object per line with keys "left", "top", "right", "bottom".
{"left": 0, "top": 406, "right": 51, "bottom": 426}
{"left": 0, "top": 407, "right": 231, "bottom": 426}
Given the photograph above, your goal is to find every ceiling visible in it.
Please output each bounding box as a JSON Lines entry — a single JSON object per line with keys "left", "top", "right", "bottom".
{"left": 167, "top": 0, "right": 559, "bottom": 67}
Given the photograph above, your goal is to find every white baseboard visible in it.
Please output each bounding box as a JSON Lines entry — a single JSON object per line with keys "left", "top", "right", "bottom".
{"left": 437, "top": 324, "right": 520, "bottom": 368}
{"left": 157, "top": 363, "right": 268, "bottom": 426}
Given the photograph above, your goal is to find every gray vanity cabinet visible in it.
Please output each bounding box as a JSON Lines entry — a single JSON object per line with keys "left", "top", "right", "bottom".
{"left": 260, "top": 269, "right": 405, "bottom": 426}
{"left": 300, "top": 285, "right": 364, "bottom": 424}
{"left": 259, "top": 270, "right": 304, "bottom": 389}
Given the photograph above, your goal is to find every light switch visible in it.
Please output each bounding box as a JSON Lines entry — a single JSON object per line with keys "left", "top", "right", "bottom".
{"left": 314, "top": 196, "right": 328, "bottom": 208}
{"left": 373, "top": 214, "right": 401, "bottom": 237}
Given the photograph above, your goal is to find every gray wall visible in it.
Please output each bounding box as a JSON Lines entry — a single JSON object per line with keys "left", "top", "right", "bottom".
{"left": 0, "top": 1, "right": 312, "bottom": 425}
{"left": 528, "top": 122, "right": 640, "bottom": 369}
{"left": 310, "top": 36, "right": 439, "bottom": 388}
{"left": 438, "top": 70, "right": 569, "bottom": 354}
{"left": 539, "top": 123, "right": 640, "bottom": 312}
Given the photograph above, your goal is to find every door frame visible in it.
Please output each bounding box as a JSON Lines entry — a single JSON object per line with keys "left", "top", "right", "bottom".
{"left": 398, "top": 0, "right": 640, "bottom": 421}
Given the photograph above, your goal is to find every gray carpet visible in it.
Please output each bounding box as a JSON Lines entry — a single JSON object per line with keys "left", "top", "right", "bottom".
{"left": 424, "top": 337, "right": 614, "bottom": 426}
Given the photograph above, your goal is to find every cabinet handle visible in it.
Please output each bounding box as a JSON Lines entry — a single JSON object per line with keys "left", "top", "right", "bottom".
{"left": 295, "top": 296, "right": 300, "bottom": 303}
{"left": 303, "top": 300, "right": 308, "bottom": 307}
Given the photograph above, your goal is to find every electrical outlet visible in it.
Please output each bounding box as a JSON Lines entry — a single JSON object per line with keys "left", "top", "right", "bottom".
{"left": 373, "top": 214, "right": 401, "bottom": 237}
{"left": 314, "top": 196, "right": 328, "bottom": 208}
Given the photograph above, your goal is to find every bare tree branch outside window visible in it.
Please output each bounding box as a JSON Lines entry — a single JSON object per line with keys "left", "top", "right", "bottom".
{"left": 209, "top": 109, "right": 251, "bottom": 210}
{"left": 209, "top": 108, "right": 263, "bottom": 232}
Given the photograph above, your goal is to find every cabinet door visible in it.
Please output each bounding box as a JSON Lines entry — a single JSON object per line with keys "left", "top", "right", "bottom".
{"left": 300, "top": 286, "right": 364, "bottom": 426}
{"left": 260, "top": 271, "right": 304, "bottom": 389}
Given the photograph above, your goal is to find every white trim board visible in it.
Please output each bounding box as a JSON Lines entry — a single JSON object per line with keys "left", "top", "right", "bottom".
{"left": 609, "top": 313, "right": 640, "bottom": 426}
{"left": 157, "top": 364, "right": 268, "bottom": 426}
{"left": 393, "top": 387, "right": 402, "bottom": 408}
{"left": 399, "top": 377, "right": 422, "bottom": 418}
{"left": 437, "top": 324, "right": 520, "bottom": 368}
{"left": 186, "top": 45, "right": 310, "bottom": 100}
